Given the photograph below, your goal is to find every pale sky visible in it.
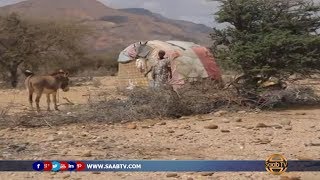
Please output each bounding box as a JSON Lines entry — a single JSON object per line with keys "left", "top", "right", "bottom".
{"left": 0, "top": 0, "right": 220, "bottom": 27}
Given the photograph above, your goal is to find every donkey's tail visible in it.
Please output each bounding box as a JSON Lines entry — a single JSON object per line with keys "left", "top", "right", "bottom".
{"left": 24, "top": 70, "right": 34, "bottom": 77}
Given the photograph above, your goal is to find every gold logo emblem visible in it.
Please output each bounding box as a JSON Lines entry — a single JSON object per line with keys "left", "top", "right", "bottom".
{"left": 265, "top": 154, "right": 288, "bottom": 175}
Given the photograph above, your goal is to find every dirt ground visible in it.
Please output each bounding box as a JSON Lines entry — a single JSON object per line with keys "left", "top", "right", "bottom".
{"left": 0, "top": 76, "right": 319, "bottom": 180}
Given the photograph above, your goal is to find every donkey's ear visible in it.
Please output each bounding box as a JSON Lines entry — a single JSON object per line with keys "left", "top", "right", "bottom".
{"left": 144, "top": 41, "right": 148, "bottom": 45}
{"left": 139, "top": 42, "right": 142, "bottom": 45}
{"left": 133, "top": 44, "right": 136, "bottom": 47}
{"left": 65, "top": 71, "right": 70, "bottom": 77}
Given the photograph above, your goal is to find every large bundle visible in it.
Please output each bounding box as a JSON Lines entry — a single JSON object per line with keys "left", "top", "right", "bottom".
{"left": 117, "top": 40, "right": 222, "bottom": 89}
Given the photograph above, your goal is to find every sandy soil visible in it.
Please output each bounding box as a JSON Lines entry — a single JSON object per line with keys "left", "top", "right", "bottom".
{"left": 0, "top": 76, "right": 319, "bottom": 180}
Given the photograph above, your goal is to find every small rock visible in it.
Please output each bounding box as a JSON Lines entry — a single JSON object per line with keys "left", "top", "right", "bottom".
{"left": 222, "top": 118, "right": 230, "bottom": 123}
{"left": 127, "top": 124, "right": 137, "bottom": 129}
{"left": 166, "top": 173, "right": 178, "bottom": 178}
{"left": 235, "top": 118, "right": 242, "bottom": 122}
{"left": 204, "top": 124, "right": 219, "bottom": 129}
{"left": 180, "top": 125, "right": 191, "bottom": 130}
{"left": 280, "top": 176, "right": 301, "bottom": 180}
{"left": 284, "top": 126, "right": 292, "bottom": 130}
{"left": 92, "top": 172, "right": 101, "bottom": 174}
{"left": 310, "top": 125, "right": 316, "bottom": 128}
{"left": 256, "top": 123, "right": 269, "bottom": 128}
{"left": 280, "top": 120, "right": 291, "bottom": 126}
{"left": 246, "top": 126, "right": 254, "bottom": 129}
{"left": 273, "top": 125, "right": 283, "bottom": 129}
{"left": 201, "top": 172, "right": 214, "bottom": 176}
{"left": 213, "top": 110, "right": 228, "bottom": 117}
{"left": 157, "top": 122, "right": 167, "bottom": 126}
{"left": 168, "top": 130, "right": 175, "bottom": 133}
{"left": 187, "top": 178, "right": 194, "bottom": 180}
{"left": 255, "top": 138, "right": 271, "bottom": 144}
{"left": 221, "top": 129, "right": 230, "bottom": 133}
{"left": 296, "top": 112, "right": 306, "bottom": 115}
{"left": 62, "top": 174, "right": 71, "bottom": 179}
{"left": 82, "top": 150, "right": 92, "bottom": 157}
{"left": 237, "top": 111, "right": 247, "bottom": 114}
{"left": 305, "top": 141, "right": 320, "bottom": 147}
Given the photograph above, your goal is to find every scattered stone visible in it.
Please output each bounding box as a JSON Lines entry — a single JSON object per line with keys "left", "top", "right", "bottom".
{"left": 180, "top": 125, "right": 191, "bottom": 130}
{"left": 296, "top": 112, "right": 306, "bottom": 115}
{"left": 127, "top": 124, "right": 137, "bottom": 129}
{"left": 166, "top": 173, "right": 178, "bottom": 178}
{"left": 82, "top": 150, "right": 92, "bottom": 157}
{"left": 213, "top": 110, "right": 228, "bottom": 117}
{"left": 237, "top": 111, "right": 247, "bottom": 114}
{"left": 280, "top": 120, "right": 291, "bottom": 126}
{"left": 62, "top": 174, "right": 71, "bottom": 179}
{"left": 272, "top": 125, "right": 283, "bottom": 129}
{"left": 221, "top": 129, "right": 230, "bottom": 133}
{"left": 280, "top": 176, "right": 301, "bottom": 180}
{"left": 246, "top": 126, "right": 254, "bottom": 129}
{"left": 235, "top": 118, "right": 242, "bottom": 122}
{"left": 47, "top": 136, "right": 62, "bottom": 142}
{"left": 187, "top": 178, "right": 194, "bottom": 180}
{"left": 204, "top": 124, "right": 219, "bottom": 130}
{"left": 157, "top": 122, "right": 167, "bottom": 126}
{"left": 256, "top": 123, "right": 269, "bottom": 128}
{"left": 305, "top": 141, "right": 320, "bottom": 147}
{"left": 255, "top": 138, "right": 271, "bottom": 144}
{"left": 201, "top": 172, "right": 214, "bottom": 176}
{"left": 284, "top": 126, "right": 292, "bottom": 130}
{"left": 92, "top": 172, "right": 101, "bottom": 174}
{"left": 222, "top": 118, "right": 230, "bottom": 123}
{"left": 168, "top": 130, "right": 175, "bottom": 134}
{"left": 310, "top": 125, "right": 316, "bottom": 128}
{"left": 140, "top": 125, "right": 149, "bottom": 129}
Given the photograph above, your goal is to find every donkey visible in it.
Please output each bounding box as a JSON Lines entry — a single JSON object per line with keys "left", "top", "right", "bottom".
{"left": 24, "top": 69, "right": 70, "bottom": 112}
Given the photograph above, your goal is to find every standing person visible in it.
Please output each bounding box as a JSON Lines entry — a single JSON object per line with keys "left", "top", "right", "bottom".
{"left": 145, "top": 50, "right": 172, "bottom": 88}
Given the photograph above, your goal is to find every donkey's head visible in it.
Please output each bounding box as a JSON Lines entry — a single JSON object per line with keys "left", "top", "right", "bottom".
{"left": 51, "top": 70, "right": 70, "bottom": 92}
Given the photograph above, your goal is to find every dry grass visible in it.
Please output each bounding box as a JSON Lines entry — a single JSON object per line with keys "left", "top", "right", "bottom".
{"left": 1, "top": 80, "right": 319, "bottom": 129}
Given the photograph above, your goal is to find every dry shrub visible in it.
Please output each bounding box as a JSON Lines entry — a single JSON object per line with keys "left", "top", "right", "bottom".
{"left": 2, "top": 80, "right": 319, "bottom": 129}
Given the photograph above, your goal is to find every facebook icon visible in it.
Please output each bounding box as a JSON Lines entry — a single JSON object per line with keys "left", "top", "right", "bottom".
{"left": 32, "top": 161, "right": 44, "bottom": 171}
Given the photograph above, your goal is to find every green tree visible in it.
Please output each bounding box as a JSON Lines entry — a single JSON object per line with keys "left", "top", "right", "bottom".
{"left": 0, "top": 13, "right": 86, "bottom": 87}
{"left": 211, "top": 0, "right": 320, "bottom": 90}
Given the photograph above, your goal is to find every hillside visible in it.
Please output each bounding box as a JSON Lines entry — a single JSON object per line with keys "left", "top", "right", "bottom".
{"left": 0, "top": 0, "right": 212, "bottom": 53}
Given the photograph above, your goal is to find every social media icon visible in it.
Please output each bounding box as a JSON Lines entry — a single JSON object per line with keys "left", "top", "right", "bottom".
{"left": 32, "top": 161, "right": 44, "bottom": 171}
{"left": 76, "top": 161, "right": 85, "bottom": 171}
{"left": 52, "top": 161, "right": 61, "bottom": 172}
{"left": 60, "top": 161, "right": 69, "bottom": 171}
{"left": 43, "top": 161, "right": 53, "bottom": 171}
{"left": 68, "top": 161, "right": 77, "bottom": 171}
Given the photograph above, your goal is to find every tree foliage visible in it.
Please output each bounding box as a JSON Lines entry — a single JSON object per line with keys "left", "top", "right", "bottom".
{"left": 211, "top": 0, "right": 320, "bottom": 90}
{"left": 0, "top": 13, "right": 87, "bottom": 87}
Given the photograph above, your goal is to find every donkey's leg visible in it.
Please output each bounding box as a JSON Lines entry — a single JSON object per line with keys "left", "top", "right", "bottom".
{"left": 28, "top": 89, "right": 34, "bottom": 110}
{"left": 53, "top": 92, "right": 59, "bottom": 111}
{"left": 35, "top": 91, "right": 43, "bottom": 113}
{"left": 46, "top": 94, "right": 51, "bottom": 111}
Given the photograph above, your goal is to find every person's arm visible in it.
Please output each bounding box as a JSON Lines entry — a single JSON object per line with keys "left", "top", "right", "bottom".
{"left": 168, "top": 66, "right": 172, "bottom": 79}
{"left": 144, "top": 66, "right": 153, "bottom": 77}
{"left": 167, "top": 60, "right": 172, "bottom": 79}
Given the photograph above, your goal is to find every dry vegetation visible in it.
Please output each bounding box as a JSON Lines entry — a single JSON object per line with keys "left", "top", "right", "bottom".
{"left": 1, "top": 78, "right": 319, "bottom": 129}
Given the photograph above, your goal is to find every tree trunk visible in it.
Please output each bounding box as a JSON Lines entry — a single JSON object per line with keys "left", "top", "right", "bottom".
{"left": 9, "top": 66, "right": 18, "bottom": 88}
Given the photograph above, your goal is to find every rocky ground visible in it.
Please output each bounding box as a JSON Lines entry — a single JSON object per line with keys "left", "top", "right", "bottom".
{"left": 0, "top": 77, "right": 319, "bottom": 180}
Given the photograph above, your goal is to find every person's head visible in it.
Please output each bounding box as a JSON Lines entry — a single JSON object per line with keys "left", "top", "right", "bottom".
{"left": 158, "top": 50, "right": 166, "bottom": 59}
